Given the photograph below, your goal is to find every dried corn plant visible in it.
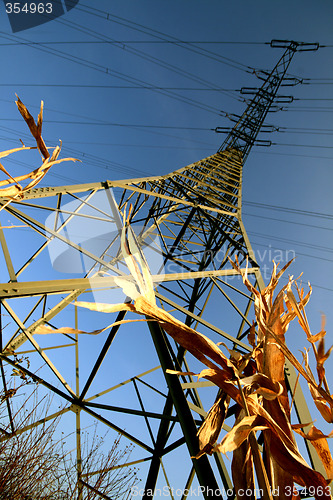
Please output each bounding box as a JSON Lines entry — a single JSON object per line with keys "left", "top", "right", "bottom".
{"left": 0, "top": 96, "right": 77, "bottom": 208}
{"left": 70, "top": 209, "right": 333, "bottom": 500}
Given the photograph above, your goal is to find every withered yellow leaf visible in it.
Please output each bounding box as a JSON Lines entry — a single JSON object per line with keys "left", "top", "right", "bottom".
{"left": 239, "top": 373, "right": 283, "bottom": 400}
{"left": 317, "top": 338, "right": 333, "bottom": 386}
{"left": 75, "top": 300, "right": 134, "bottom": 313}
{"left": 195, "top": 392, "right": 230, "bottom": 458}
{"left": 0, "top": 185, "right": 22, "bottom": 197}
{"left": 293, "top": 426, "right": 333, "bottom": 481}
{"left": 309, "top": 385, "right": 333, "bottom": 423}
{"left": 0, "top": 146, "right": 35, "bottom": 160}
{"left": 232, "top": 409, "right": 255, "bottom": 498}
{"left": 33, "top": 324, "right": 111, "bottom": 336}
{"left": 37, "top": 99, "right": 43, "bottom": 135}
{"left": 16, "top": 95, "right": 50, "bottom": 159}
{"left": 213, "top": 415, "right": 268, "bottom": 455}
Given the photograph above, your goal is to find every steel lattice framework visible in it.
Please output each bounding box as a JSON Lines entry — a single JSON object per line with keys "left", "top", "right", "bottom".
{"left": 0, "top": 40, "right": 326, "bottom": 498}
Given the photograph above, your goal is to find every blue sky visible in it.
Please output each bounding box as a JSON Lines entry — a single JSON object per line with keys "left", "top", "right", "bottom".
{"left": 0, "top": 0, "right": 332, "bottom": 494}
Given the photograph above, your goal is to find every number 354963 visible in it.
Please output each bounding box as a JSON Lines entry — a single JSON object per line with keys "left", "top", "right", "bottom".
{"left": 5, "top": 3, "right": 53, "bottom": 14}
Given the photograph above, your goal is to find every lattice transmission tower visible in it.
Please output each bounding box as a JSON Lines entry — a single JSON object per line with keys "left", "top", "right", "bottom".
{"left": 0, "top": 40, "right": 326, "bottom": 498}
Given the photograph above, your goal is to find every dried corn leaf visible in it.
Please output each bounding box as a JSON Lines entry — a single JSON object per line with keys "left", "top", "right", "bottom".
{"left": 244, "top": 401, "right": 331, "bottom": 494}
{"left": 0, "top": 185, "right": 22, "bottom": 197}
{"left": 270, "top": 434, "right": 331, "bottom": 495}
{"left": 75, "top": 300, "right": 134, "bottom": 313}
{"left": 114, "top": 276, "right": 140, "bottom": 300}
{"left": 256, "top": 387, "right": 284, "bottom": 401}
{"left": 310, "top": 441, "right": 333, "bottom": 482}
{"left": 301, "top": 350, "right": 333, "bottom": 422}
{"left": 0, "top": 156, "right": 77, "bottom": 201}
{"left": 232, "top": 444, "right": 255, "bottom": 497}
{"left": 286, "top": 281, "right": 312, "bottom": 339}
{"left": 246, "top": 396, "right": 297, "bottom": 449}
{"left": 126, "top": 223, "right": 155, "bottom": 304}
{"left": 121, "top": 223, "right": 146, "bottom": 296}
{"left": 310, "top": 386, "right": 333, "bottom": 424}
{"left": 154, "top": 308, "right": 236, "bottom": 375}
{"left": 239, "top": 373, "right": 284, "bottom": 400}
{"left": 0, "top": 102, "right": 77, "bottom": 205}
{"left": 293, "top": 426, "right": 333, "bottom": 481}
{"left": 37, "top": 99, "right": 43, "bottom": 135}
{"left": 264, "top": 431, "right": 298, "bottom": 500}
{"left": 248, "top": 322, "right": 256, "bottom": 347}
{"left": 31, "top": 156, "right": 77, "bottom": 177}
{"left": 106, "top": 318, "right": 153, "bottom": 329}
{"left": 16, "top": 96, "right": 49, "bottom": 159}
{"left": 308, "top": 330, "right": 327, "bottom": 344}
{"left": 170, "top": 367, "right": 242, "bottom": 406}
{"left": 293, "top": 425, "right": 333, "bottom": 441}
{"left": 0, "top": 158, "right": 61, "bottom": 187}
{"left": 213, "top": 415, "right": 268, "bottom": 455}
{"left": 195, "top": 392, "right": 230, "bottom": 458}
{"left": 304, "top": 312, "right": 327, "bottom": 345}
{"left": 217, "top": 342, "right": 243, "bottom": 362}
{"left": 33, "top": 324, "right": 111, "bottom": 336}
{"left": 266, "top": 325, "right": 333, "bottom": 410}
{"left": 49, "top": 144, "right": 61, "bottom": 161}
{"left": 291, "top": 422, "right": 314, "bottom": 430}
{"left": 117, "top": 224, "right": 239, "bottom": 374}
{"left": 0, "top": 145, "right": 35, "bottom": 160}
{"left": 166, "top": 369, "right": 195, "bottom": 377}
{"left": 232, "top": 409, "right": 255, "bottom": 498}
{"left": 317, "top": 337, "right": 333, "bottom": 387}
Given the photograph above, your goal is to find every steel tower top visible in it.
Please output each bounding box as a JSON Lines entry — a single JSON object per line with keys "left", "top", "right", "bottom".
{"left": 216, "top": 40, "right": 319, "bottom": 162}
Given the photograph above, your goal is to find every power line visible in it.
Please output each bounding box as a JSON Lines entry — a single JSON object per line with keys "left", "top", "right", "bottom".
{"left": 4, "top": 118, "right": 332, "bottom": 149}
{"left": 303, "top": 82, "right": 333, "bottom": 85}
{"left": 0, "top": 83, "right": 239, "bottom": 90}
{"left": 276, "top": 128, "right": 333, "bottom": 135}
{"left": 0, "top": 118, "right": 208, "bottom": 129}
{"left": 2, "top": 98, "right": 333, "bottom": 136}
{"left": 248, "top": 231, "right": 333, "bottom": 254}
{"left": 52, "top": 16, "right": 241, "bottom": 104}
{"left": 2, "top": 91, "right": 332, "bottom": 156}
{"left": 0, "top": 40, "right": 268, "bottom": 46}
{"left": 304, "top": 78, "right": 333, "bottom": 81}
{"left": 243, "top": 212, "right": 333, "bottom": 232}
{"left": 0, "top": 32, "right": 223, "bottom": 117}
{"left": 271, "top": 142, "right": 333, "bottom": 149}
{"left": 1, "top": 82, "right": 332, "bottom": 105}
{"left": 243, "top": 201, "right": 333, "bottom": 220}
{"left": 3, "top": 121, "right": 331, "bottom": 150}
{"left": 285, "top": 73, "right": 333, "bottom": 84}
{"left": 282, "top": 106, "right": 333, "bottom": 112}
{"left": 72, "top": 3, "right": 255, "bottom": 74}
{"left": 293, "top": 98, "right": 333, "bottom": 101}
{"left": 250, "top": 240, "right": 333, "bottom": 264}
{"left": 253, "top": 150, "right": 333, "bottom": 160}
